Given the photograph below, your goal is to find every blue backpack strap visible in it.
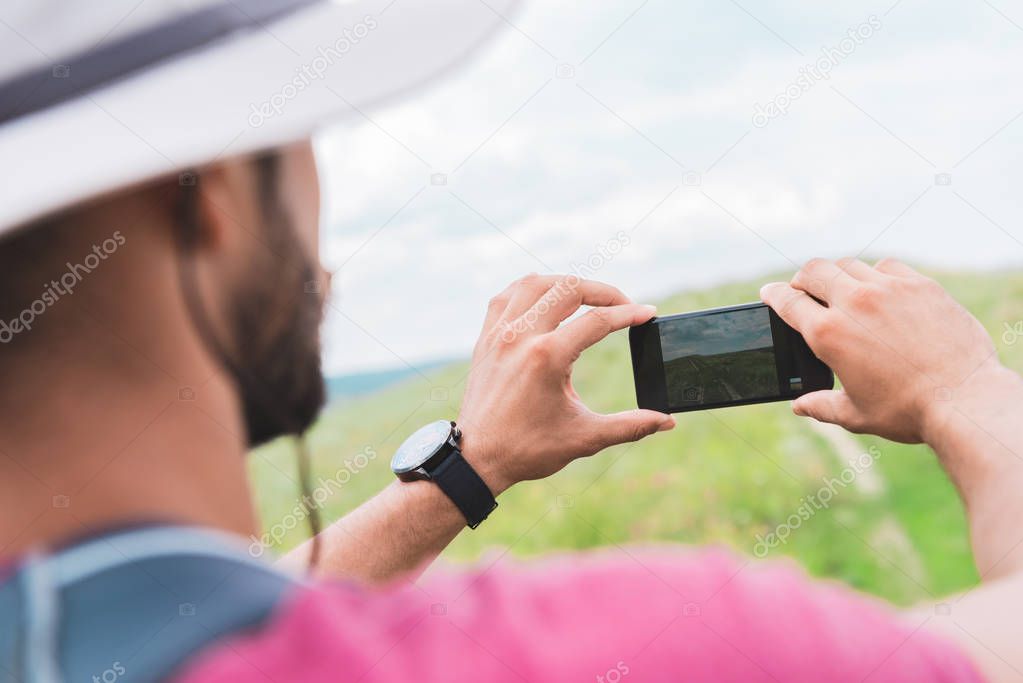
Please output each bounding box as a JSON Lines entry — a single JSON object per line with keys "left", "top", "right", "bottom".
{"left": 0, "top": 526, "right": 300, "bottom": 683}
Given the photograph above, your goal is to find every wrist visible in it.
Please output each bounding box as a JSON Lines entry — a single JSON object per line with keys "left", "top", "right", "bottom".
{"left": 458, "top": 429, "right": 512, "bottom": 497}
{"left": 920, "top": 361, "right": 1023, "bottom": 494}
{"left": 920, "top": 361, "right": 1018, "bottom": 445}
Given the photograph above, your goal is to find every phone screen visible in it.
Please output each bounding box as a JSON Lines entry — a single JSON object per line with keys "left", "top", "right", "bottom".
{"left": 630, "top": 302, "right": 833, "bottom": 413}
{"left": 658, "top": 305, "right": 778, "bottom": 407}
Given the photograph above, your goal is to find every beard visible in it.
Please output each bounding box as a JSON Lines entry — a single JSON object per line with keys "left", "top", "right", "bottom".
{"left": 228, "top": 154, "right": 327, "bottom": 448}
{"left": 231, "top": 254, "right": 327, "bottom": 448}
{"left": 175, "top": 151, "right": 328, "bottom": 449}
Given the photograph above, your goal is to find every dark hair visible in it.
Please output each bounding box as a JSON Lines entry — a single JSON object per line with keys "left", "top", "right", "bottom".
{"left": 0, "top": 213, "right": 73, "bottom": 322}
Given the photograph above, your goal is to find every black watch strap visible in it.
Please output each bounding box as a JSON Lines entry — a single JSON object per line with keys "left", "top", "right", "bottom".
{"left": 431, "top": 449, "right": 497, "bottom": 529}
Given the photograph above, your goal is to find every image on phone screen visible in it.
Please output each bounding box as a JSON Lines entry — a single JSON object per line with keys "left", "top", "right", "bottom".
{"left": 630, "top": 302, "right": 833, "bottom": 413}
{"left": 660, "top": 305, "right": 776, "bottom": 406}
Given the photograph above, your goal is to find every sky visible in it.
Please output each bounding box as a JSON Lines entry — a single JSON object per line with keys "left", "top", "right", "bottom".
{"left": 660, "top": 306, "right": 774, "bottom": 362}
{"left": 314, "top": 0, "right": 1023, "bottom": 375}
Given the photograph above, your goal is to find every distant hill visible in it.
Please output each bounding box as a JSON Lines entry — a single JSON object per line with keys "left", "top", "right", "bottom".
{"left": 326, "top": 358, "right": 455, "bottom": 403}
{"left": 251, "top": 267, "right": 1023, "bottom": 605}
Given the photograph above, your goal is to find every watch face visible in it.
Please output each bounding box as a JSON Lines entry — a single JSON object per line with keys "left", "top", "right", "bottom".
{"left": 391, "top": 420, "right": 452, "bottom": 474}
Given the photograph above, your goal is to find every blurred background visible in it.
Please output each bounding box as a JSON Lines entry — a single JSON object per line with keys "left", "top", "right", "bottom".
{"left": 252, "top": 0, "right": 1023, "bottom": 605}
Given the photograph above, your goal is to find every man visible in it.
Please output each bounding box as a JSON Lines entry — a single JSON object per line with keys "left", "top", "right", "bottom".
{"left": 0, "top": 1, "right": 1019, "bottom": 681}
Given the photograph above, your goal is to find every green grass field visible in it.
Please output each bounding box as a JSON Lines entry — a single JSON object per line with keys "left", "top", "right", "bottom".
{"left": 249, "top": 267, "right": 1023, "bottom": 606}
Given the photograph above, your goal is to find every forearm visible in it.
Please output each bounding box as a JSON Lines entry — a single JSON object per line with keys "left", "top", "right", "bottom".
{"left": 278, "top": 274, "right": 674, "bottom": 583}
{"left": 921, "top": 362, "right": 1023, "bottom": 581}
{"left": 280, "top": 478, "right": 468, "bottom": 584}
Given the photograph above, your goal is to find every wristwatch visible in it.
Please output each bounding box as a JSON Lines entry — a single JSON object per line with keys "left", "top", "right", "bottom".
{"left": 390, "top": 420, "right": 497, "bottom": 529}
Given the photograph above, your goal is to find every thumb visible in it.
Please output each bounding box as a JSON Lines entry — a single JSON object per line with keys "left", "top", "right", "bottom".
{"left": 593, "top": 409, "right": 676, "bottom": 450}
{"left": 792, "top": 390, "right": 858, "bottom": 427}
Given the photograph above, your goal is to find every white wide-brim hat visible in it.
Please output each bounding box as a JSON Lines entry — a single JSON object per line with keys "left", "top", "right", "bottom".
{"left": 0, "top": 0, "right": 519, "bottom": 236}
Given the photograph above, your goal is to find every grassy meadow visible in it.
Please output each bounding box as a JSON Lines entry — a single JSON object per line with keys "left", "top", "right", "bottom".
{"left": 249, "top": 268, "right": 1023, "bottom": 606}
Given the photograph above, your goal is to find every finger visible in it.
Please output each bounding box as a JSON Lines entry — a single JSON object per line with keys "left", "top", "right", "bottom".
{"left": 501, "top": 274, "right": 562, "bottom": 323}
{"left": 874, "top": 257, "right": 919, "bottom": 279}
{"left": 554, "top": 303, "right": 657, "bottom": 357}
{"left": 480, "top": 282, "right": 517, "bottom": 338}
{"left": 791, "top": 258, "right": 859, "bottom": 304}
{"left": 792, "top": 390, "right": 859, "bottom": 429}
{"left": 836, "top": 257, "right": 885, "bottom": 282}
{"left": 760, "top": 282, "right": 827, "bottom": 334}
{"left": 480, "top": 274, "right": 560, "bottom": 340}
{"left": 523, "top": 278, "right": 631, "bottom": 334}
{"left": 591, "top": 409, "right": 676, "bottom": 451}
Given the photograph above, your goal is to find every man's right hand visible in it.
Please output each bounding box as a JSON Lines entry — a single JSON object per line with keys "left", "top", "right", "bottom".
{"left": 760, "top": 257, "right": 1002, "bottom": 444}
{"left": 458, "top": 274, "right": 675, "bottom": 496}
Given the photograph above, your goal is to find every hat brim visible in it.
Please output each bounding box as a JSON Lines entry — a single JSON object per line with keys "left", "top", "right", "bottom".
{"left": 0, "top": 0, "right": 519, "bottom": 234}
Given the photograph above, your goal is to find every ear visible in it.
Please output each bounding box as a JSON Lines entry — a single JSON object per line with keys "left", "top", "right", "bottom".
{"left": 191, "top": 159, "right": 256, "bottom": 252}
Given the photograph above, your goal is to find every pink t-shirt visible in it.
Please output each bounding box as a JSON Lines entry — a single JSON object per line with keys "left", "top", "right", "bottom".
{"left": 176, "top": 548, "right": 982, "bottom": 682}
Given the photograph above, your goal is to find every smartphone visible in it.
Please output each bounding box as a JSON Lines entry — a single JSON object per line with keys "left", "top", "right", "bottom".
{"left": 630, "top": 302, "right": 833, "bottom": 413}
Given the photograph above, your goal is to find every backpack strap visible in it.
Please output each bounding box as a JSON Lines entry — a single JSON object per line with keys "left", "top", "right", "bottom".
{"left": 0, "top": 526, "right": 300, "bottom": 683}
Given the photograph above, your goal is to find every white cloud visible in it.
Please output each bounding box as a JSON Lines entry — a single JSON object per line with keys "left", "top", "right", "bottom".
{"left": 314, "top": 0, "right": 1023, "bottom": 374}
